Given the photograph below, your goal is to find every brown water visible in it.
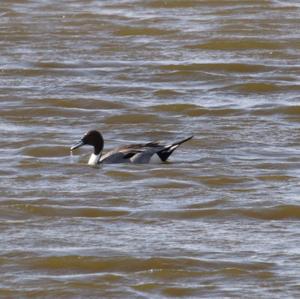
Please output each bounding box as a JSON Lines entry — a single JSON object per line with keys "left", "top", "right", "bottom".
{"left": 1, "top": 0, "right": 300, "bottom": 298}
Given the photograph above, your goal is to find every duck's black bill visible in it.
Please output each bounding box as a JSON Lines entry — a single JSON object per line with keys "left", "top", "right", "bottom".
{"left": 70, "top": 140, "right": 84, "bottom": 151}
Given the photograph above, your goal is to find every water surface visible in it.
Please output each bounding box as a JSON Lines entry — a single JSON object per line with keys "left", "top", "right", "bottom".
{"left": 1, "top": 0, "right": 300, "bottom": 298}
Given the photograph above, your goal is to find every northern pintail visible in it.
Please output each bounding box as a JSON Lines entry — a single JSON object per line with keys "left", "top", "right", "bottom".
{"left": 71, "top": 130, "right": 193, "bottom": 166}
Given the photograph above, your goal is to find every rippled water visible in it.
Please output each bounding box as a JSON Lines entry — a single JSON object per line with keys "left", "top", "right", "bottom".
{"left": 1, "top": 0, "right": 300, "bottom": 298}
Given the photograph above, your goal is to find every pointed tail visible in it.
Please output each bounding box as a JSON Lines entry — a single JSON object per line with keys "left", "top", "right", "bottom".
{"left": 172, "top": 135, "right": 194, "bottom": 147}
{"left": 158, "top": 135, "right": 193, "bottom": 162}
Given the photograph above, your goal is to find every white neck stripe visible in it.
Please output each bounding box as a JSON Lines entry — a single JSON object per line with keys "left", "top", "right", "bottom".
{"left": 88, "top": 153, "right": 101, "bottom": 166}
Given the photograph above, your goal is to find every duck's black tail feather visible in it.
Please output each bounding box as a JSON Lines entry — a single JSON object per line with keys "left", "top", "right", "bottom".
{"left": 158, "top": 135, "right": 193, "bottom": 162}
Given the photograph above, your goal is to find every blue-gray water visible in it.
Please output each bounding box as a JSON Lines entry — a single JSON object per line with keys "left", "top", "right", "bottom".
{"left": 1, "top": 0, "right": 300, "bottom": 298}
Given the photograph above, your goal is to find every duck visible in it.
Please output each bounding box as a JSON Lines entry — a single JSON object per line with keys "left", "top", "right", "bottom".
{"left": 70, "top": 130, "right": 193, "bottom": 166}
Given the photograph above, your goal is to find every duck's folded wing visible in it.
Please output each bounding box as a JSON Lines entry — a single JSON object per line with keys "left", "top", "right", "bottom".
{"left": 99, "top": 144, "right": 148, "bottom": 163}
{"left": 99, "top": 146, "right": 139, "bottom": 163}
{"left": 99, "top": 151, "right": 131, "bottom": 163}
{"left": 101, "top": 143, "right": 165, "bottom": 164}
{"left": 130, "top": 146, "right": 165, "bottom": 163}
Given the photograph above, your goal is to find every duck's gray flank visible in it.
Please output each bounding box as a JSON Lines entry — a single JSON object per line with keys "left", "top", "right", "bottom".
{"left": 71, "top": 130, "right": 193, "bottom": 165}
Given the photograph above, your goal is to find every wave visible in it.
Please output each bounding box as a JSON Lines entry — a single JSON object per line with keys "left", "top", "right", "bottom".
{"left": 1, "top": 203, "right": 129, "bottom": 219}
{"left": 151, "top": 103, "right": 242, "bottom": 116}
{"left": 251, "top": 105, "right": 300, "bottom": 116}
{"left": 160, "top": 63, "right": 271, "bottom": 73}
{"left": 222, "top": 82, "right": 300, "bottom": 93}
{"left": 6, "top": 255, "right": 272, "bottom": 274}
{"left": 4, "top": 200, "right": 299, "bottom": 221}
{"left": 105, "top": 113, "right": 161, "bottom": 124}
{"left": 115, "top": 26, "right": 175, "bottom": 36}
{"left": 187, "top": 39, "right": 282, "bottom": 51}
{"left": 146, "top": 0, "right": 203, "bottom": 8}
{"left": 138, "top": 204, "right": 300, "bottom": 221}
